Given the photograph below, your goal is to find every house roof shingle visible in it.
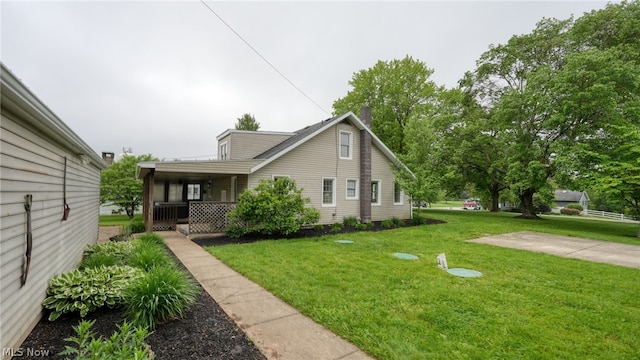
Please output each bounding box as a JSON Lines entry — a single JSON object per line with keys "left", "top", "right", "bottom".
{"left": 554, "top": 190, "right": 586, "bottom": 202}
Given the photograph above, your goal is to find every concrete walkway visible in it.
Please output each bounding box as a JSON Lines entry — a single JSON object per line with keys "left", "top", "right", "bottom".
{"left": 468, "top": 231, "right": 640, "bottom": 269}
{"left": 157, "top": 231, "right": 374, "bottom": 360}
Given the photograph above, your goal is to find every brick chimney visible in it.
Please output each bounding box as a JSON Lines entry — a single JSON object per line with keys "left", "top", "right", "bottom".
{"left": 359, "top": 107, "right": 372, "bottom": 223}
{"left": 102, "top": 152, "right": 114, "bottom": 166}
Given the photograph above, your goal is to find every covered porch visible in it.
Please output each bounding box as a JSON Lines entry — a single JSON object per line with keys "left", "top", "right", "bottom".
{"left": 137, "top": 160, "right": 261, "bottom": 234}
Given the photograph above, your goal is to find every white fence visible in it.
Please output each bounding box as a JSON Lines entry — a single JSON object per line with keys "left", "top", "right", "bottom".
{"left": 585, "top": 209, "right": 638, "bottom": 221}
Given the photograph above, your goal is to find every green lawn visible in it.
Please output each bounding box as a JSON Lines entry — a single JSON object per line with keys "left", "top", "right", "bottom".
{"left": 424, "top": 200, "right": 464, "bottom": 209}
{"left": 205, "top": 210, "right": 640, "bottom": 359}
{"left": 99, "top": 214, "right": 141, "bottom": 226}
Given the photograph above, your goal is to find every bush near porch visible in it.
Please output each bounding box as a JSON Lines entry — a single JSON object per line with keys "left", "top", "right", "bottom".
{"left": 226, "top": 178, "right": 320, "bottom": 238}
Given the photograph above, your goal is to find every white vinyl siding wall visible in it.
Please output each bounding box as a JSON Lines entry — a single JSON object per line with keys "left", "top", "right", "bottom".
{"left": 250, "top": 123, "right": 361, "bottom": 224}
{"left": 1, "top": 113, "right": 102, "bottom": 353}
{"left": 248, "top": 121, "right": 412, "bottom": 223}
{"left": 370, "top": 148, "right": 411, "bottom": 220}
{"left": 225, "top": 132, "right": 293, "bottom": 160}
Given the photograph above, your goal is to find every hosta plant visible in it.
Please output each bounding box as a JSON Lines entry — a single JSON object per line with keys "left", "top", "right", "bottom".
{"left": 43, "top": 265, "right": 144, "bottom": 321}
{"left": 83, "top": 241, "right": 135, "bottom": 260}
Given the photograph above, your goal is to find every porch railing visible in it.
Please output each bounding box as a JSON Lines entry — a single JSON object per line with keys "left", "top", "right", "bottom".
{"left": 153, "top": 204, "right": 178, "bottom": 231}
{"left": 189, "top": 201, "right": 237, "bottom": 234}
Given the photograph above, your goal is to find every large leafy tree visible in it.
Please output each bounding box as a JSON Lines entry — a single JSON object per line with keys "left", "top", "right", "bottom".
{"left": 101, "top": 154, "right": 157, "bottom": 218}
{"left": 465, "top": 2, "right": 639, "bottom": 219}
{"left": 332, "top": 55, "right": 439, "bottom": 155}
{"left": 235, "top": 113, "right": 260, "bottom": 131}
{"left": 557, "top": 1, "right": 640, "bottom": 237}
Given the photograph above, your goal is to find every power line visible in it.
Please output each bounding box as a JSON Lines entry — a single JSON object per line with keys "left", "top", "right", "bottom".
{"left": 199, "top": 0, "right": 330, "bottom": 115}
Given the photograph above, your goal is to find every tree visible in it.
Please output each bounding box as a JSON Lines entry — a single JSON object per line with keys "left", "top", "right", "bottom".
{"left": 101, "top": 154, "right": 157, "bottom": 218}
{"left": 423, "top": 87, "right": 510, "bottom": 212}
{"left": 235, "top": 113, "right": 260, "bottom": 131}
{"left": 333, "top": 55, "right": 439, "bottom": 155}
{"left": 226, "top": 178, "right": 320, "bottom": 237}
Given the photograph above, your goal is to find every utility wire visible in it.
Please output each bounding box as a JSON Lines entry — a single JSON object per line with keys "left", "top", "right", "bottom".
{"left": 199, "top": 0, "right": 330, "bottom": 115}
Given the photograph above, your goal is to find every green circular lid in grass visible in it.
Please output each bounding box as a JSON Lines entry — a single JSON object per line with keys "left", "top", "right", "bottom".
{"left": 394, "top": 252, "right": 419, "bottom": 260}
{"left": 335, "top": 240, "right": 354, "bottom": 244}
{"left": 447, "top": 268, "right": 482, "bottom": 278}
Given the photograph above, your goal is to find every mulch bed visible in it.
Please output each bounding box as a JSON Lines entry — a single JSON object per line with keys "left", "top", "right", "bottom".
{"left": 193, "top": 218, "right": 446, "bottom": 247}
{"left": 20, "top": 286, "right": 266, "bottom": 360}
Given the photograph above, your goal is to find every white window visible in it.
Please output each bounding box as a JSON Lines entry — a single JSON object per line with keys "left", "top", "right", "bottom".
{"left": 322, "top": 178, "right": 336, "bottom": 206}
{"left": 153, "top": 181, "right": 165, "bottom": 202}
{"left": 187, "top": 183, "right": 201, "bottom": 200}
{"left": 346, "top": 179, "right": 358, "bottom": 200}
{"left": 339, "top": 131, "right": 353, "bottom": 159}
{"left": 272, "top": 174, "right": 290, "bottom": 180}
{"left": 371, "top": 180, "right": 381, "bottom": 205}
{"left": 394, "top": 182, "right": 404, "bottom": 205}
{"left": 168, "top": 182, "right": 183, "bottom": 202}
{"left": 219, "top": 142, "right": 228, "bottom": 160}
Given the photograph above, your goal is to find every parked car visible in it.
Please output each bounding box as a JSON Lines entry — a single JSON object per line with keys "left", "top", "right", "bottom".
{"left": 463, "top": 200, "right": 482, "bottom": 210}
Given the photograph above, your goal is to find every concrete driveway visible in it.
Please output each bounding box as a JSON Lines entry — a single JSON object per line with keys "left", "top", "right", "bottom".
{"left": 468, "top": 231, "right": 640, "bottom": 269}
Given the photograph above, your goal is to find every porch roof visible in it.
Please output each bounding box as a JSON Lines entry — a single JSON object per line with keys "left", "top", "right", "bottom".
{"left": 137, "top": 159, "right": 262, "bottom": 180}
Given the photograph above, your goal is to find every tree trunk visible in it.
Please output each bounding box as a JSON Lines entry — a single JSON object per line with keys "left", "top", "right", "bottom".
{"left": 489, "top": 188, "right": 501, "bottom": 212}
{"left": 519, "top": 188, "right": 539, "bottom": 219}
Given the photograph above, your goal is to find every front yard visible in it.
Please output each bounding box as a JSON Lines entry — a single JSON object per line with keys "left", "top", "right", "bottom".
{"left": 205, "top": 210, "right": 640, "bottom": 359}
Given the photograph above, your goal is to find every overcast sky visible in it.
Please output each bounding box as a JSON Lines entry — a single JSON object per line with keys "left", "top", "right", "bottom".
{"left": 2, "top": 1, "right": 612, "bottom": 160}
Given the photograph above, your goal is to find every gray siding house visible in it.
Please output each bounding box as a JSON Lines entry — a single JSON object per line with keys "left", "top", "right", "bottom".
{"left": 137, "top": 110, "right": 413, "bottom": 233}
{"left": 1, "top": 63, "right": 106, "bottom": 355}
{"left": 554, "top": 190, "right": 589, "bottom": 212}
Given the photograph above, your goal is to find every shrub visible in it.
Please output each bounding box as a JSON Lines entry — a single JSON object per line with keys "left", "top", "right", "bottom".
{"left": 138, "top": 232, "right": 165, "bottom": 246}
{"left": 127, "top": 242, "right": 173, "bottom": 272}
{"left": 128, "top": 217, "right": 146, "bottom": 234}
{"left": 390, "top": 217, "right": 405, "bottom": 227}
{"left": 60, "top": 320, "right": 153, "bottom": 359}
{"left": 565, "top": 203, "right": 584, "bottom": 211}
{"left": 124, "top": 266, "right": 198, "bottom": 329}
{"left": 561, "top": 207, "right": 581, "bottom": 216}
{"left": 331, "top": 223, "right": 344, "bottom": 233}
{"left": 365, "top": 221, "right": 375, "bottom": 229}
{"left": 355, "top": 223, "right": 367, "bottom": 231}
{"left": 381, "top": 219, "right": 394, "bottom": 228}
{"left": 225, "top": 225, "right": 247, "bottom": 239}
{"left": 313, "top": 224, "right": 324, "bottom": 231}
{"left": 226, "top": 178, "right": 320, "bottom": 237}
{"left": 411, "top": 213, "right": 426, "bottom": 225}
{"left": 342, "top": 216, "right": 359, "bottom": 227}
{"left": 43, "top": 266, "right": 144, "bottom": 321}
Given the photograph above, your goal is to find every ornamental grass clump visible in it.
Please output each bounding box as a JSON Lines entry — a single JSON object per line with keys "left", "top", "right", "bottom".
{"left": 138, "top": 232, "right": 165, "bottom": 246}
{"left": 124, "top": 266, "right": 198, "bottom": 329}
{"left": 79, "top": 252, "right": 120, "bottom": 269}
{"left": 127, "top": 241, "right": 173, "bottom": 272}
{"left": 43, "top": 266, "right": 144, "bottom": 321}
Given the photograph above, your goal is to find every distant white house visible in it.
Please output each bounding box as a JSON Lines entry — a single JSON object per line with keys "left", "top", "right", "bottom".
{"left": 554, "top": 190, "right": 589, "bottom": 212}
{"left": 1, "top": 63, "right": 106, "bottom": 353}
